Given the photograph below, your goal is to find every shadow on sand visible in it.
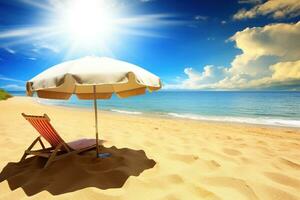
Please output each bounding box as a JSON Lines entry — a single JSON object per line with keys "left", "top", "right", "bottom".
{"left": 0, "top": 146, "right": 156, "bottom": 196}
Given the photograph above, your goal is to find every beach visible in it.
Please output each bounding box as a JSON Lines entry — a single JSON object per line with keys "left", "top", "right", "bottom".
{"left": 0, "top": 96, "right": 300, "bottom": 200}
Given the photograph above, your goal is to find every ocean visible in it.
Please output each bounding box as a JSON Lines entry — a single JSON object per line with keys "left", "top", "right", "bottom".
{"left": 9, "top": 91, "right": 300, "bottom": 128}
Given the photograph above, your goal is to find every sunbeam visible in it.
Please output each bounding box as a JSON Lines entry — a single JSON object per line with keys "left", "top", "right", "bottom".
{"left": 0, "top": 0, "right": 187, "bottom": 57}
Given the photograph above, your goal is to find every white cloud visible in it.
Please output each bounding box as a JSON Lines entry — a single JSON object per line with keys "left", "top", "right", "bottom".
{"left": 20, "top": 0, "right": 54, "bottom": 11}
{"left": 229, "top": 22, "right": 300, "bottom": 77}
{"left": 116, "top": 14, "right": 188, "bottom": 28}
{"left": 164, "top": 66, "right": 228, "bottom": 90}
{"left": 0, "top": 26, "right": 56, "bottom": 56}
{"left": 32, "top": 42, "right": 60, "bottom": 53}
{"left": 0, "top": 27, "right": 49, "bottom": 39}
{"left": 166, "top": 21, "right": 300, "bottom": 90}
{"left": 238, "top": 0, "right": 262, "bottom": 4}
{"left": 4, "top": 48, "right": 16, "bottom": 54}
{"left": 207, "top": 37, "right": 215, "bottom": 41}
{"left": 221, "top": 20, "right": 227, "bottom": 24}
{"left": 234, "top": 0, "right": 300, "bottom": 20}
{"left": 0, "top": 84, "right": 24, "bottom": 91}
{"left": 0, "top": 75, "right": 25, "bottom": 83}
{"left": 195, "top": 15, "right": 208, "bottom": 21}
{"left": 270, "top": 60, "right": 300, "bottom": 80}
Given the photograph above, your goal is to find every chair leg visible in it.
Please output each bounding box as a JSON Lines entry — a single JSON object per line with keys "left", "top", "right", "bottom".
{"left": 38, "top": 137, "right": 46, "bottom": 149}
{"left": 19, "top": 136, "right": 40, "bottom": 162}
{"left": 20, "top": 152, "right": 28, "bottom": 162}
{"left": 44, "top": 144, "right": 62, "bottom": 168}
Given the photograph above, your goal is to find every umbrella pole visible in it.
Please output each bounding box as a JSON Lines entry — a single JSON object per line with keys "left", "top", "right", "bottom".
{"left": 93, "top": 85, "right": 99, "bottom": 157}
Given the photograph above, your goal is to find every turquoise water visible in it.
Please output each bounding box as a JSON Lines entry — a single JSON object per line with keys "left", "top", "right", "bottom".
{"left": 10, "top": 91, "right": 300, "bottom": 127}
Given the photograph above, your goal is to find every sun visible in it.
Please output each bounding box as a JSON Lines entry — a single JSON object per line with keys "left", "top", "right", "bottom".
{"left": 0, "top": 0, "right": 171, "bottom": 58}
{"left": 59, "top": 0, "right": 116, "bottom": 45}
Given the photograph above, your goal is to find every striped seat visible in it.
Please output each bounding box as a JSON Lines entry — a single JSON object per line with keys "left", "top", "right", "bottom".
{"left": 21, "top": 113, "right": 97, "bottom": 168}
{"left": 24, "top": 114, "right": 65, "bottom": 148}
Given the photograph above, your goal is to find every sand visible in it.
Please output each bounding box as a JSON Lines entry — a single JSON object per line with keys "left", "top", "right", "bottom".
{"left": 0, "top": 97, "right": 300, "bottom": 200}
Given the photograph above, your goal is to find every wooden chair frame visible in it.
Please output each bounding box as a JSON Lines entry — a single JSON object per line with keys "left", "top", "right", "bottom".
{"left": 21, "top": 113, "right": 96, "bottom": 168}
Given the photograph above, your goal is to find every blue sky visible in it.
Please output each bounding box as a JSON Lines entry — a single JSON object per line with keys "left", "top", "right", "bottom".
{"left": 0, "top": 0, "right": 299, "bottom": 91}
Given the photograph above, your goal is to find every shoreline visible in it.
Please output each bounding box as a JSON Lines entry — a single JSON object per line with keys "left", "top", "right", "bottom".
{"left": 25, "top": 96, "right": 300, "bottom": 129}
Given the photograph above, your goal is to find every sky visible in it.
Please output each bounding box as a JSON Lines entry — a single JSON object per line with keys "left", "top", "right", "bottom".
{"left": 0, "top": 0, "right": 299, "bottom": 91}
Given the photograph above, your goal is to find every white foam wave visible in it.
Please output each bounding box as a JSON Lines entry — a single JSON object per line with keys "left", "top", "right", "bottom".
{"left": 167, "top": 113, "right": 300, "bottom": 128}
{"left": 34, "top": 98, "right": 56, "bottom": 105}
{"left": 31, "top": 98, "right": 300, "bottom": 128}
{"left": 111, "top": 109, "right": 142, "bottom": 115}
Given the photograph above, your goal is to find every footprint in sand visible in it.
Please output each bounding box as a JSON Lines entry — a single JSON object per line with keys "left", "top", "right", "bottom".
{"left": 167, "top": 153, "right": 199, "bottom": 164}
{"left": 201, "top": 148, "right": 238, "bottom": 163}
{"left": 207, "top": 160, "right": 221, "bottom": 169}
{"left": 278, "top": 158, "right": 300, "bottom": 170}
{"left": 161, "top": 194, "right": 180, "bottom": 200}
{"left": 223, "top": 148, "right": 242, "bottom": 156}
{"left": 165, "top": 174, "right": 184, "bottom": 184}
{"left": 226, "top": 136, "right": 232, "bottom": 140}
{"left": 193, "top": 185, "right": 221, "bottom": 200}
{"left": 257, "top": 184, "right": 299, "bottom": 200}
{"left": 264, "top": 172, "right": 300, "bottom": 189}
{"left": 193, "top": 159, "right": 221, "bottom": 172}
{"left": 144, "top": 141, "right": 155, "bottom": 147}
{"left": 239, "top": 157, "right": 255, "bottom": 165}
{"left": 236, "top": 143, "right": 248, "bottom": 148}
{"left": 287, "top": 142, "right": 300, "bottom": 148}
{"left": 257, "top": 140, "right": 268, "bottom": 146}
{"left": 235, "top": 138, "right": 244, "bottom": 141}
{"left": 202, "top": 176, "right": 259, "bottom": 200}
{"left": 160, "top": 186, "right": 221, "bottom": 200}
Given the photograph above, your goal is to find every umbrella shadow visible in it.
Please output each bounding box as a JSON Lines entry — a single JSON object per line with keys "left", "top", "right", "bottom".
{"left": 0, "top": 146, "right": 156, "bottom": 196}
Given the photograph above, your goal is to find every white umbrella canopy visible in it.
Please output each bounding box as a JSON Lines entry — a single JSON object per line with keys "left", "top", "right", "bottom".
{"left": 26, "top": 56, "right": 161, "bottom": 99}
{"left": 26, "top": 56, "right": 162, "bottom": 157}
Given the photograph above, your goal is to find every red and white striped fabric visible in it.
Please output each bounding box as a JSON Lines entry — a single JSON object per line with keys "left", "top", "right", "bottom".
{"left": 25, "top": 117, "right": 65, "bottom": 148}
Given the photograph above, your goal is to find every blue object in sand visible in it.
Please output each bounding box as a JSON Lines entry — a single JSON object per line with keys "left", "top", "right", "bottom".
{"left": 97, "top": 153, "right": 112, "bottom": 158}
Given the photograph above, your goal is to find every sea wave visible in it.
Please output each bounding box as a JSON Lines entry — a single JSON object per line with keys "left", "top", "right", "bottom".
{"left": 111, "top": 109, "right": 142, "bottom": 115}
{"left": 167, "top": 113, "right": 300, "bottom": 128}
{"left": 32, "top": 98, "right": 300, "bottom": 127}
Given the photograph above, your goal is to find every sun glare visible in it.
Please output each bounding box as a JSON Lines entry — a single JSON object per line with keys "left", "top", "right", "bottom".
{"left": 0, "top": 0, "right": 170, "bottom": 57}
{"left": 60, "top": 0, "right": 115, "bottom": 44}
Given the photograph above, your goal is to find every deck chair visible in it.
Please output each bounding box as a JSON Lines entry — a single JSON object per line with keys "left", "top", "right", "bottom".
{"left": 21, "top": 113, "right": 98, "bottom": 168}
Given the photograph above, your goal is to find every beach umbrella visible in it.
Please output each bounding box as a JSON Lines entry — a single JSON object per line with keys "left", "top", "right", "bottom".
{"left": 25, "top": 56, "right": 162, "bottom": 157}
